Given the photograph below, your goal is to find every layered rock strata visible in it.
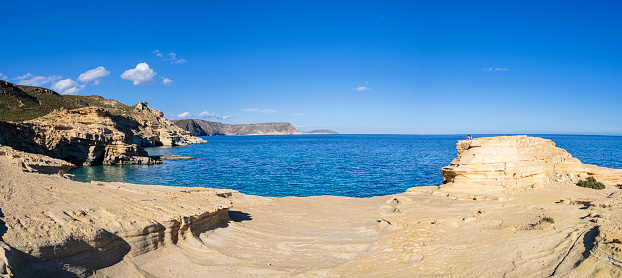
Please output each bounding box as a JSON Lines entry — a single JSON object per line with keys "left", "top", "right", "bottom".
{"left": 173, "top": 119, "right": 302, "bottom": 136}
{"left": 0, "top": 102, "right": 205, "bottom": 166}
{"left": 0, "top": 147, "right": 234, "bottom": 277}
{"left": 441, "top": 135, "right": 622, "bottom": 188}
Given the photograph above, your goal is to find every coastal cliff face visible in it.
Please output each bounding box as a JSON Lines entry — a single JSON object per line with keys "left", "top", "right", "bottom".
{"left": 0, "top": 102, "right": 205, "bottom": 166}
{"left": 441, "top": 135, "right": 622, "bottom": 189}
{"left": 0, "top": 147, "right": 234, "bottom": 277}
{"left": 173, "top": 119, "right": 302, "bottom": 136}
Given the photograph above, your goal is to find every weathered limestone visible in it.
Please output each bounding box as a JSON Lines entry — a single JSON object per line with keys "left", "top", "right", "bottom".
{"left": 0, "top": 147, "right": 234, "bottom": 277}
{"left": 442, "top": 135, "right": 622, "bottom": 189}
{"left": 0, "top": 102, "right": 205, "bottom": 166}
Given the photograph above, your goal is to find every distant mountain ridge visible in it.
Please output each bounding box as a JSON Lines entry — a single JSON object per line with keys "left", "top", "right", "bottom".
{"left": 173, "top": 119, "right": 302, "bottom": 136}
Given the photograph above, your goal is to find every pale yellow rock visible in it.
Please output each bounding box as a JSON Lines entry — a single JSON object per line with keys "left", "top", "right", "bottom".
{"left": 0, "top": 148, "right": 233, "bottom": 277}
{"left": 2, "top": 136, "right": 622, "bottom": 277}
{"left": 0, "top": 102, "right": 205, "bottom": 166}
{"left": 442, "top": 135, "right": 622, "bottom": 189}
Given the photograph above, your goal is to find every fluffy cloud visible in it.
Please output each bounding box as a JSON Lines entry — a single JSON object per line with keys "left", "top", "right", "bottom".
{"left": 242, "top": 108, "right": 278, "bottom": 113}
{"left": 152, "top": 50, "right": 163, "bottom": 57}
{"left": 14, "top": 73, "right": 62, "bottom": 86}
{"left": 353, "top": 86, "right": 370, "bottom": 91}
{"left": 162, "top": 77, "right": 173, "bottom": 85}
{"left": 78, "top": 66, "right": 110, "bottom": 84}
{"left": 121, "top": 63, "right": 157, "bottom": 85}
{"left": 176, "top": 112, "right": 193, "bottom": 118}
{"left": 197, "top": 111, "right": 232, "bottom": 120}
{"left": 0, "top": 73, "right": 7, "bottom": 80}
{"left": 51, "top": 78, "right": 84, "bottom": 95}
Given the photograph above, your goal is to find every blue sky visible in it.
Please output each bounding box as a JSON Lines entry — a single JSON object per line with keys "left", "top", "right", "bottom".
{"left": 1, "top": 1, "right": 620, "bottom": 134}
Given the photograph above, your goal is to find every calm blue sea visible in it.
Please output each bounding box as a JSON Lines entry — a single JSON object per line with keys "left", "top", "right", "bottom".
{"left": 69, "top": 135, "right": 622, "bottom": 198}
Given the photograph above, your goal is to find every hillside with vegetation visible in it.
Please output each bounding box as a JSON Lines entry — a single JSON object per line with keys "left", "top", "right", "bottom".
{"left": 0, "top": 80, "right": 134, "bottom": 121}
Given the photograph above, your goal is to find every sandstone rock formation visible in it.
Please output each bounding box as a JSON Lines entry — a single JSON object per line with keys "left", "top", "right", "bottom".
{"left": 0, "top": 147, "right": 234, "bottom": 277}
{"left": 441, "top": 135, "right": 622, "bottom": 189}
{"left": 2, "top": 136, "right": 622, "bottom": 277}
{"left": 173, "top": 119, "right": 302, "bottom": 136}
{"left": 0, "top": 102, "right": 205, "bottom": 166}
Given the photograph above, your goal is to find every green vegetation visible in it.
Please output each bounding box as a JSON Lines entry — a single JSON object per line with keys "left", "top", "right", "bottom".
{"left": 0, "top": 81, "right": 133, "bottom": 122}
{"left": 542, "top": 217, "right": 555, "bottom": 224}
{"left": 576, "top": 177, "right": 606, "bottom": 190}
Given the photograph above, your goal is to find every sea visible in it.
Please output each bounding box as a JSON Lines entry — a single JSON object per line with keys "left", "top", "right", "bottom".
{"left": 69, "top": 134, "right": 622, "bottom": 198}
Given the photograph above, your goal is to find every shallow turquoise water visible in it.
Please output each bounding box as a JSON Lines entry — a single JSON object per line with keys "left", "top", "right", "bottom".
{"left": 70, "top": 134, "right": 622, "bottom": 197}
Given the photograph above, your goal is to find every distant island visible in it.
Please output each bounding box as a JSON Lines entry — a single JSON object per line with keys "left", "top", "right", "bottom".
{"left": 303, "top": 129, "right": 338, "bottom": 134}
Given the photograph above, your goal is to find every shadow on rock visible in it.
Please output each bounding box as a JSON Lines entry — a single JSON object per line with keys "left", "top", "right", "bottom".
{"left": 228, "top": 210, "right": 252, "bottom": 223}
{"left": 0, "top": 208, "right": 7, "bottom": 239}
{"left": 11, "top": 229, "right": 131, "bottom": 278}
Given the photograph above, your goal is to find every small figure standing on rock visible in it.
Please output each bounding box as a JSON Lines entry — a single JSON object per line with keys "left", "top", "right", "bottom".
{"left": 467, "top": 135, "right": 472, "bottom": 140}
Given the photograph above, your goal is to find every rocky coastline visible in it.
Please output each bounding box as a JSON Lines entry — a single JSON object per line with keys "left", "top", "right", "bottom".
{"left": 1, "top": 135, "right": 622, "bottom": 277}
{"left": 0, "top": 102, "right": 205, "bottom": 166}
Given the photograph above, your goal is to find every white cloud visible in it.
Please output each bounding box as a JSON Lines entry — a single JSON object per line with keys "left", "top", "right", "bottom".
{"left": 197, "top": 111, "right": 232, "bottom": 120}
{"left": 14, "top": 73, "right": 32, "bottom": 80}
{"left": 167, "top": 52, "right": 187, "bottom": 64}
{"left": 14, "top": 73, "right": 62, "bottom": 86}
{"left": 51, "top": 78, "right": 84, "bottom": 95}
{"left": 153, "top": 50, "right": 187, "bottom": 64}
{"left": 242, "top": 108, "right": 278, "bottom": 113}
{"left": 78, "top": 66, "right": 110, "bottom": 84}
{"left": 0, "top": 73, "right": 7, "bottom": 80}
{"left": 176, "top": 112, "right": 193, "bottom": 118}
{"left": 354, "top": 86, "right": 370, "bottom": 91}
{"left": 162, "top": 77, "right": 173, "bottom": 85}
{"left": 173, "top": 111, "right": 232, "bottom": 120}
{"left": 483, "top": 67, "right": 508, "bottom": 72}
{"left": 121, "top": 63, "right": 157, "bottom": 85}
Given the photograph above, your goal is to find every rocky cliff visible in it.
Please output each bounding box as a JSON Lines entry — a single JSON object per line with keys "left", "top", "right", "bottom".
{"left": 173, "top": 119, "right": 302, "bottom": 136}
{"left": 0, "top": 147, "right": 234, "bottom": 277}
{"left": 441, "top": 135, "right": 622, "bottom": 189}
{"left": 0, "top": 80, "right": 134, "bottom": 122}
{"left": 0, "top": 102, "right": 205, "bottom": 166}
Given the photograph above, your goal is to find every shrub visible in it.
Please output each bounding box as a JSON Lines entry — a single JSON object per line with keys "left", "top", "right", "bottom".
{"left": 543, "top": 217, "right": 555, "bottom": 224}
{"left": 577, "top": 177, "right": 605, "bottom": 190}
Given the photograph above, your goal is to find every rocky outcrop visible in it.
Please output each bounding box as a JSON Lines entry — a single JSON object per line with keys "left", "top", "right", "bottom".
{"left": 0, "top": 147, "right": 234, "bottom": 277}
{"left": 442, "top": 135, "right": 622, "bottom": 189}
{"left": 0, "top": 145, "right": 74, "bottom": 175}
{"left": 173, "top": 119, "right": 302, "bottom": 136}
{"left": 0, "top": 103, "right": 205, "bottom": 166}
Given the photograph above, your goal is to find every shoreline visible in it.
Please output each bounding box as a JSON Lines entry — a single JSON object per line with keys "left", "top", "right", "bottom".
{"left": 2, "top": 136, "right": 622, "bottom": 277}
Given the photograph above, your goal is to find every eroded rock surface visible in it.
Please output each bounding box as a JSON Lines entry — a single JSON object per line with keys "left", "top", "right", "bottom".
{"left": 0, "top": 147, "right": 233, "bottom": 277}
{"left": 0, "top": 102, "right": 205, "bottom": 166}
{"left": 442, "top": 135, "right": 622, "bottom": 189}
